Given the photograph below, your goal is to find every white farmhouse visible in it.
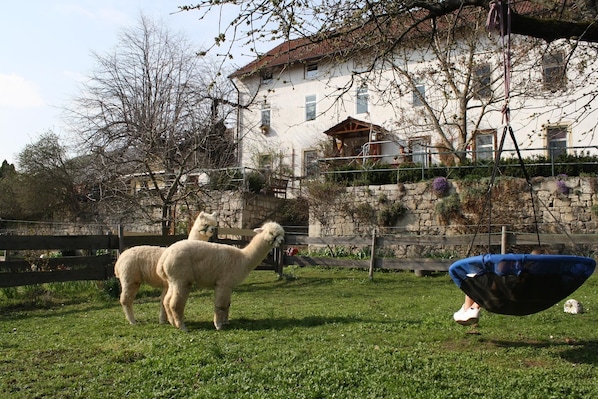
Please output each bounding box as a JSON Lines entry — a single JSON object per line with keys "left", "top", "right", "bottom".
{"left": 229, "top": 5, "right": 598, "bottom": 189}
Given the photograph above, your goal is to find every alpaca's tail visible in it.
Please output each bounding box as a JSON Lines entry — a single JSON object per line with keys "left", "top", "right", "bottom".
{"left": 155, "top": 256, "right": 166, "bottom": 281}
{"left": 114, "top": 260, "right": 121, "bottom": 279}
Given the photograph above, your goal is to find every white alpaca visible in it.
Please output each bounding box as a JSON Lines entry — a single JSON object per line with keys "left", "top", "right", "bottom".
{"left": 114, "top": 211, "right": 217, "bottom": 324}
{"left": 157, "top": 221, "right": 285, "bottom": 331}
{"left": 187, "top": 211, "right": 218, "bottom": 241}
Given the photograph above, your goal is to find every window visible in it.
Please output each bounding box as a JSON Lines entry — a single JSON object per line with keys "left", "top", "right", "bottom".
{"left": 356, "top": 86, "right": 369, "bottom": 114}
{"left": 543, "top": 51, "right": 566, "bottom": 91}
{"left": 413, "top": 81, "right": 425, "bottom": 106}
{"left": 305, "top": 95, "right": 316, "bottom": 121}
{"left": 473, "top": 63, "right": 492, "bottom": 99}
{"left": 305, "top": 62, "right": 318, "bottom": 78}
{"left": 303, "top": 149, "right": 318, "bottom": 178}
{"left": 546, "top": 125, "right": 568, "bottom": 159}
{"left": 474, "top": 130, "right": 495, "bottom": 161}
{"left": 261, "top": 102, "right": 271, "bottom": 126}
{"left": 409, "top": 137, "right": 430, "bottom": 167}
{"left": 261, "top": 70, "right": 273, "bottom": 85}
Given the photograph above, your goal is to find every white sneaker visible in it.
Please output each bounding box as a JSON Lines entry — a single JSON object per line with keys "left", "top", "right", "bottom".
{"left": 453, "top": 306, "right": 480, "bottom": 326}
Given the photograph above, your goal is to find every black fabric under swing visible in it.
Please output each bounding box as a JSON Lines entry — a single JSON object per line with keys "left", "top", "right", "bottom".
{"left": 448, "top": 0, "right": 596, "bottom": 316}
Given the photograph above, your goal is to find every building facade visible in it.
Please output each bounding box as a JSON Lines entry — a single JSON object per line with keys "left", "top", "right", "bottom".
{"left": 229, "top": 9, "right": 598, "bottom": 187}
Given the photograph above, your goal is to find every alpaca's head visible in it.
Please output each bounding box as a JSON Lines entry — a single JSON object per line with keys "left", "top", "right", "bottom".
{"left": 191, "top": 211, "right": 218, "bottom": 239}
{"left": 253, "top": 221, "right": 285, "bottom": 247}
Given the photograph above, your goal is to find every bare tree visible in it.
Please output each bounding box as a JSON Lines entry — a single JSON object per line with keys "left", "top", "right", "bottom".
{"left": 182, "top": 1, "right": 598, "bottom": 164}
{"left": 180, "top": 0, "right": 598, "bottom": 54}
{"left": 67, "top": 15, "right": 237, "bottom": 234}
{"left": 374, "top": 9, "right": 544, "bottom": 164}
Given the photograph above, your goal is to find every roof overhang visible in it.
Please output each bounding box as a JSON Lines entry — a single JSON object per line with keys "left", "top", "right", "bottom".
{"left": 323, "top": 117, "right": 387, "bottom": 140}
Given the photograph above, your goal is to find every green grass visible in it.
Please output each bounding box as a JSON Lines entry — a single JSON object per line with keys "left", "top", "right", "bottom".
{"left": 1, "top": 267, "right": 597, "bottom": 398}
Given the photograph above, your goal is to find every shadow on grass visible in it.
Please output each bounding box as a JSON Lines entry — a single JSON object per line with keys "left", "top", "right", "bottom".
{"left": 487, "top": 339, "right": 598, "bottom": 365}
{"left": 236, "top": 276, "right": 337, "bottom": 293}
{"left": 559, "top": 340, "right": 598, "bottom": 365}
{"left": 185, "top": 316, "right": 421, "bottom": 332}
{"left": 237, "top": 273, "right": 419, "bottom": 294}
{"left": 183, "top": 314, "right": 386, "bottom": 332}
{"left": 0, "top": 300, "right": 116, "bottom": 320}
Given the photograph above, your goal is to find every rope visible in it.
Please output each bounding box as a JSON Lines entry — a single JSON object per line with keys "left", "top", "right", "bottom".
{"left": 507, "top": 125, "right": 541, "bottom": 247}
{"left": 467, "top": 0, "right": 543, "bottom": 255}
{"left": 463, "top": 2, "right": 583, "bottom": 254}
{"left": 486, "top": 0, "right": 511, "bottom": 124}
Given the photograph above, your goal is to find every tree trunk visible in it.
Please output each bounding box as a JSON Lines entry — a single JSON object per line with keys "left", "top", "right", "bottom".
{"left": 161, "top": 205, "right": 172, "bottom": 236}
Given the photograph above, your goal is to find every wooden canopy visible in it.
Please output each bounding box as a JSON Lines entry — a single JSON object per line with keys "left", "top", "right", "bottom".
{"left": 323, "top": 117, "right": 386, "bottom": 140}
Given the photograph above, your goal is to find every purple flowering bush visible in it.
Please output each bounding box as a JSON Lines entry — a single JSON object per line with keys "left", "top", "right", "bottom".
{"left": 556, "top": 174, "right": 569, "bottom": 195}
{"left": 432, "top": 177, "right": 450, "bottom": 197}
{"left": 556, "top": 179, "right": 569, "bottom": 195}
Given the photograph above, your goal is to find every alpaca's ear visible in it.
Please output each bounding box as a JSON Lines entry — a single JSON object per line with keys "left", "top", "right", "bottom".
{"left": 253, "top": 227, "right": 263, "bottom": 234}
{"left": 198, "top": 211, "right": 205, "bottom": 217}
{"left": 209, "top": 212, "right": 217, "bottom": 217}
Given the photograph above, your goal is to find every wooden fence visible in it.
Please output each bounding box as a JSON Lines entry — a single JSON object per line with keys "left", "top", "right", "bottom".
{"left": 0, "top": 227, "right": 596, "bottom": 287}
{"left": 284, "top": 228, "right": 598, "bottom": 278}
{"left": 0, "top": 227, "right": 283, "bottom": 288}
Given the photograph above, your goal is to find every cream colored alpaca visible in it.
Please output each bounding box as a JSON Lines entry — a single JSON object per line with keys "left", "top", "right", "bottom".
{"left": 114, "top": 211, "right": 217, "bottom": 324}
{"left": 157, "top": 221, "right": 284, "bottom": 331}
{"left": 188, "top": 211, "right": 218, "bottom": 241}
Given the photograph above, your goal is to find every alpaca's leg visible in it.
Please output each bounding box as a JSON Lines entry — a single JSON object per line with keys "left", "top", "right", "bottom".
{"left": 168, "top": 282, "right": 192, "bottom": 332}
{"left": 213, "top": 286, "right": 232, "bottom": 330}
{"left": 162, "top": 285, "right": 175, "bottom": 325}
{"left": 119, "top": 281, "right": 141, "bottom": 324}
{"left": 159, "top": 287, "right": 168, "bottom": 324}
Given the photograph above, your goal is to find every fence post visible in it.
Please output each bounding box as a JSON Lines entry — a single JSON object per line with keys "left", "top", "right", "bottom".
{"left": 118, "top": 224, "right": 124, "bottom": 255}
{"left": 368, "top": 228, "right": 377, "bottom": 280}
{"left": 275, "top": 247, "right": 284, "bottom": 276}
{"left": 501, "top": 225, "right": 507, "bottom": 254}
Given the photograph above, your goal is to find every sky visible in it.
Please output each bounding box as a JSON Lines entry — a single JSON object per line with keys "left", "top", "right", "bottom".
{"left": 0, "top": 0, "right": 254, "bottom": 167}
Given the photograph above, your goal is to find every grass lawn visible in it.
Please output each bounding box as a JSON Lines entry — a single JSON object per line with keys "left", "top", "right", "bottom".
{"left": 1, "top": 266, "right": 597, "bottom": 398}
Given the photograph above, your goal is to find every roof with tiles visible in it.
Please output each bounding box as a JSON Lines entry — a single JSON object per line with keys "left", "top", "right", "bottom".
{"left": 229, "top": 1, "right": 575, "bottom": 79}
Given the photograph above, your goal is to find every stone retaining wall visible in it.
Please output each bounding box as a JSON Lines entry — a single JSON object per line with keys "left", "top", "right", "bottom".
{"left": 307, "top": 176, "right": 598, "bottom": 256}
{"left": 204, "top": 191, "right": 284, "bottom": 230}
{"left": 42, "top": 177, "right": 596, "bottom": 248}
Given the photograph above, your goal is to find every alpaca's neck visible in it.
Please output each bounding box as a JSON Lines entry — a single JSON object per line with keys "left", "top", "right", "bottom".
{"left": 241, "top": 236, "right": 274, "bottom": 272}
{"left": 188, "top": 230, "right": 208, "bottom": 241}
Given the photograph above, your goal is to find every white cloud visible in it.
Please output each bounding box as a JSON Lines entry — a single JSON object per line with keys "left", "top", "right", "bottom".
{"left": 0, "top": 74, "right": 45, "bottom": 108}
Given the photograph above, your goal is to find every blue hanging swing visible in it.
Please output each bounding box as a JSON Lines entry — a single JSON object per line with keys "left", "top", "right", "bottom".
{"left": 448, "top": 0, "right": 596, "bottom": 316}
{"left": 449, "top": 254, "right": 596, "bottom": 315}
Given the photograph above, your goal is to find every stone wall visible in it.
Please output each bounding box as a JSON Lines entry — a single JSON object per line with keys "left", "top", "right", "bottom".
{"left": 113, "top": 191, "right": 284, "bottom": 235}
{"left": 308, "top": 176, "right": 598, "bottom": 256}
{"left": 203, "top": 191, "right": 286, "bottom": 230}
{"left": 23, "top": 177, "right": 595, "bottom": 248}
